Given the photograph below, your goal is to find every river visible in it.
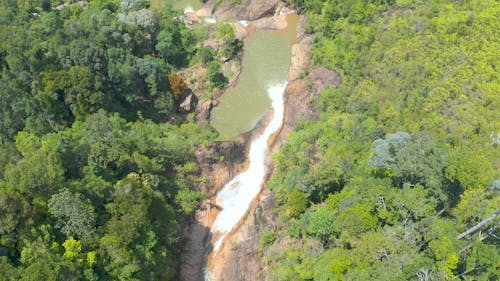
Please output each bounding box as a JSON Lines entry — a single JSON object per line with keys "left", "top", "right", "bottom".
{"left": 206, "top": 14, "right": 298, "bottom": 280}
{"left": 168, "top": 2, "right": 298, "bottom": 279}
{"left": 211, "top": 16, "right": 298, "bottom": 137}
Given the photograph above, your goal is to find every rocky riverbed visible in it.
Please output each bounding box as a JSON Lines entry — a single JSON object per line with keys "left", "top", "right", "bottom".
{"left": 178, "top": 1, "right": 343, "bottom": 280}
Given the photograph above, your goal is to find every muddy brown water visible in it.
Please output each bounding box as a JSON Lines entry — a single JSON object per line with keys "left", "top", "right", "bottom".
{"left": 211, "top": 15, "right": 299, "bottom": 137}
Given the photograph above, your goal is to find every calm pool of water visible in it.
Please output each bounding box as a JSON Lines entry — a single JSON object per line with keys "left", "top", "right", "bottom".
{"left": 211, "top": 15, "right": 299, "bottom": 137}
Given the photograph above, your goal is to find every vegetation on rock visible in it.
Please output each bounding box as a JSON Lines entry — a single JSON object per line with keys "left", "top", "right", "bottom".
{"left": 0, "top": 0, "right": 498, "bottom": 280}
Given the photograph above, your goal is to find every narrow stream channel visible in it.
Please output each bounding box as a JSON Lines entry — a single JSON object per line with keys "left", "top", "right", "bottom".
{"left": 170, "top": 2, "right": 298, "bottom": 279}
{"left": 205, "top": 14, "right": 299, "bottom": 280}
{"left": 210, "top": 82, "right": 287, "bottom": 251}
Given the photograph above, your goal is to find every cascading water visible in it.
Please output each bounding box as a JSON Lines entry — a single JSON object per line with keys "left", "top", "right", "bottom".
{"left": 211, "top": 82, "right": 286, "bottom": 250}
{"left": 196, "top": 11, "right": 298, "bottom": 280}
{"left": 204, "top": 82, "right": 287, "bottom": 280}
{"left": 181, "top": 3, "right": 216, "bottom": 24}
{"left": 184, "top": 5, "right": 195, "bottom": 13}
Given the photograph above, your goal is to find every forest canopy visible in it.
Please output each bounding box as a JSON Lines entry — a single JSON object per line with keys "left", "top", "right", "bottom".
{"left": 0, "top": 0, "right": 499, "bottom": 280}
{"left": 0, "top": 0, "right": 217, "bottom": 279}
{"left": 265, "top": 0, "right": 499, "bottom": 280}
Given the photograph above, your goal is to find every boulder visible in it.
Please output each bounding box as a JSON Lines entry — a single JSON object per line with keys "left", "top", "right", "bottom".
{"left": 185, "top": 12, "right": 202, "bottom": 25}
{"left": 195, "top": 99, "right": 213, "bottom": 123}
{"left": 179, "top": 92, "right": 198, "bottom": 113}
{"left": 309, "top": 67, "right": 343, "bottom": 90}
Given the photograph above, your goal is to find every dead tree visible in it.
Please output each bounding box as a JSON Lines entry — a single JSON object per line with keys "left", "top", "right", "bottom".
{"left": 457, "top": 210, "right": 500, "bottom": 240}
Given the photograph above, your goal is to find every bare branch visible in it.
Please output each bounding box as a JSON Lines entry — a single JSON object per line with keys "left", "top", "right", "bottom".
{"left": 457, "top": 210, "right": 500, "bottom": 240}
{"left": 461, "top": 222, "right": 500, "bottom": 253}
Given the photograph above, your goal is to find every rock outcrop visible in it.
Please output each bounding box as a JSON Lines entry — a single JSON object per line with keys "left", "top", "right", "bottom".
{"left": 213, "top": 15, "right": 343, "bottom": 281}
{"left": 195, "top": 141, "right": 246, "bottom": 193}
{"left": 215, "top": 188, "right": 276, "bottom": 281}
{"left": 212, "top": 0, "right": 282, "bottom": 21}
{"left": 177, "top": 12, "right": 202, "bottom": 26}
{"left": 195, "top": 100, "right": 213, "bottom": 123}
{"left": 250, "top": 14, "right": 288, "bottom": 30}
{"left": 279, "top": 66, "right": 341, "bottom": 139}
{"left": 309, "top": 67, "right": 342, "bottom": 90}
{"left": 195, "top": 1, "right": 215, "bottom": 18}
{"left": 232, "top": 21, "right": 249, "bottom": 41}
{"left": 179, "top": 92, "right": 199, "bottom": 113}
{"left": 180, "top": 141, "right": 247, "bottom": 281}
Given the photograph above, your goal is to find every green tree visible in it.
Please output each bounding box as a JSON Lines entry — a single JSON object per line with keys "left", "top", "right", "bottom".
{"left": 48, "top": 189, "right": 96, "bottom": 239}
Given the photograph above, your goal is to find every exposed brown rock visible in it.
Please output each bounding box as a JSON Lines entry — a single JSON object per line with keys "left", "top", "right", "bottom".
{"left": 179, "top": 92, "right": 199, "bottom": 113}
{"left": 309, "top": 66, "right": 343, "bottom": 90}
{"left": 215, "top": 188, "right": 276, "bottom": 281}
{"left": 180, "top": 141, "right": 247, "bottom": 281}
{"left": 232, "top": 22, "right": 249, "bottom": 41}
{"left": 250, "top": 14, "right": 287, "bottom": 30}
{"left": 212, "top": 0, "right": 282, "bottom": 21}
{"left": 196, "top": 1, "right": 215, "bottom": 17}
{"left": 278, "top": 66, "right": 342, "bottom": 141}
{"left": 288, "top": 16, "right": 312, "bottom": 80}
{"left": 203, "top": 37, "right": 224, "bottom": 54}
{"left": 288, "top": 37, "right": 312, "bottom": 80}
{"left": 179, "top": 217, "right": 210, "bottom": 281}
{"left": 195, "top": 141, "right": 246, "bottom": 193}
{"left": 178, "top": 12, "right": 202, "bottom": 26}
{"left": 195, "top": 100, "right": 213, "bottom": 123}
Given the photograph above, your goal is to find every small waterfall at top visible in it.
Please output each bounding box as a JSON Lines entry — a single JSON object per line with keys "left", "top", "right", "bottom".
{"left": 184, "top": 5, "right": 195, "bottom": 13}
{"left": 204, "top": 82, "right": 287, "bottom": 279}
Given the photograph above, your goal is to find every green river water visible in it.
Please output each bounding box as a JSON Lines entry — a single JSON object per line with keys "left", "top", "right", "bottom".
{"left": 211, "top": 15, "right": 299, "bottom": 137}
{"left": 156, "top": 0, "right": 298, "bottom": 137}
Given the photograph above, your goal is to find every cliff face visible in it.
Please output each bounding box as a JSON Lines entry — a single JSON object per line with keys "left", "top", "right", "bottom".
{"left": 180, "top": 141, "right": 247, "bottom": 281}
{"left": 195, "top": 141, "right": 247, "bottom": 194}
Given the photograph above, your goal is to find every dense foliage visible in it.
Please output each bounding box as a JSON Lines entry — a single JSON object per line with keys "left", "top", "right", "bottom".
{"left": 0, "top": 0, "right": 206, "bottom": 141}
{"left": 266, "top": 0, "right": 499, "bottom": 280}
{"left": 0, "top": 0, "right": 217, "bottom": 279}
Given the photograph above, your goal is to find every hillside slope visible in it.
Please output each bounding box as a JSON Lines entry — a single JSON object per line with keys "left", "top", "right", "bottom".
{"left": 264, "top": 0, "right": 499, "bottom": 280}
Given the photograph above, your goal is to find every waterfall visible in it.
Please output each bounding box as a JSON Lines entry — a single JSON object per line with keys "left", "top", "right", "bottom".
{"left": 184, "top": 6, "right": 195, "bottom": 13}
{"left": 208, "top": 82, "right": 287, "bottom": 253}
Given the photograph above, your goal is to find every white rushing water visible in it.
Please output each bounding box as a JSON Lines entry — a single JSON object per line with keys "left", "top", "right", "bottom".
{"left": 182, "top": 4, "right": 217, "bottom": 24}
{"left": 203, "top": 16, "right": 217, "bottom": 24}
{"left": 239, "top": 20, "right": 249, "bottom": 27}
{"left": 209, "top": 82, "right": 287, "bottom": 252}
{"left": 184, "top": 5, "right": 195, "bottom": 13}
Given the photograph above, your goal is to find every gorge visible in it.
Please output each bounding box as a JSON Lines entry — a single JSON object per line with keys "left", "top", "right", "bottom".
{"left": 175, "top": 2, "right": 303, "bottom": 280}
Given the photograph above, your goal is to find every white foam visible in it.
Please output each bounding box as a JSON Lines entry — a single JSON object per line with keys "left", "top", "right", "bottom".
{"left": 184, "top": 6, "right": 195, "bottom": 13}
{"left": 209, "top": 82, "right": 287, "bottom": 252}
{"left": 239, "top": 20, "right": 249, "bottom": 27}
{"left": 203, "top": 16, "right": 217, "bottom": 24}
{"left": 203, "top": 267, "right": 215, "bottom": 281}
